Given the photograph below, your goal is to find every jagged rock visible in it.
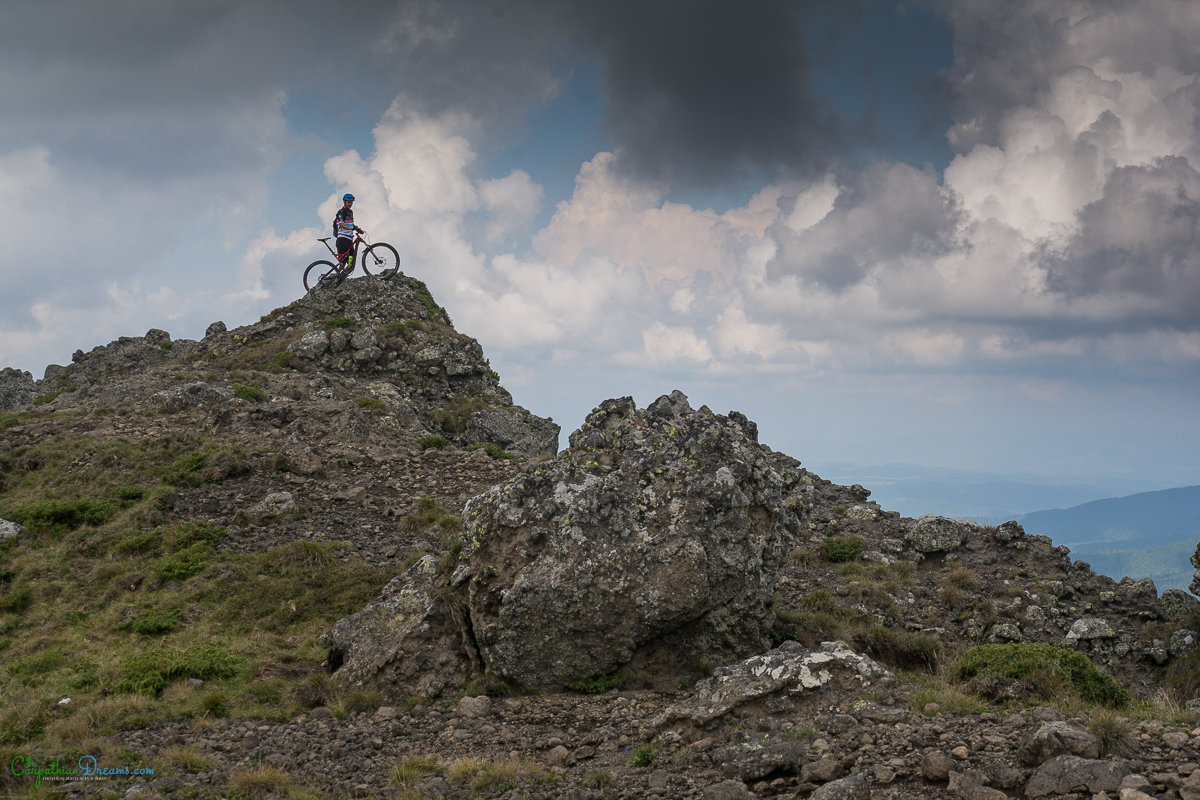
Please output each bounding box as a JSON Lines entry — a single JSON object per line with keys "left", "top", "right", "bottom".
{"left": 454, "top": 392, "right": 803, "bottom": 691}
{"left": 149, "top": 382, "right": 233, "bottom": 414}
{"left": 810, "top": 773, "right": 869, "bottom": 800}
{"left": 992, "top": 521, "right": 1025, "bottom": 543}
{"left": 0, "top": 367, "right": 37, "bottom": 411}
{"left": 326, "top": 555, "right": 475, "bottom": 700}
{"left": 718, "top": 740, "right": 806, "bottom": 781}
{"left": 239, "top": 492, "right": 296, "bottom": 525}
{"left": 204, "top": 321, "right": 226, "bottom": 338}
{"left": 462, "top": 405, "right": 559, "bottom": 458}
{"left": 1017, "top": 721, "right": 1102, "bottom": 766}
{"left": 1161, "top": 589, "right": 1200, "bottom": 621}
{"left": 1147, "top": 639, "right": 1170, "bottom": 665}
{"left": 1118, "top": 576, "right": 1157, "bottom": 601}
{"left": 1065, "top": 618, "right": 1116, "bottom": 643}
{"left": 1024, "top": 756, "right": 1130, "bottom": 798}
{"left": 144, "top": 328, "right": 171, "bottom": 344}
{"left": 654, "top": 640, "right": 895, "bottom": 734}
{"left": 0, "top": 519, "right": 26, "bottom": 540}
{"left": 1170, "top": 629, "right": 1199, "bottom": 659}
{"left": 288, "top": 331, "right": 329, "bottom": 360}
{"left": 350, "top": 326, "right": 377, "bottom": 350}
{"left": 328, "top": 392, "right": 804, "bottom": 698}
{"left": 43, "top": 364, "right": 66, "bottom": 380}
{"left": 906, "top": 515, "right": 966, "bottom": 553}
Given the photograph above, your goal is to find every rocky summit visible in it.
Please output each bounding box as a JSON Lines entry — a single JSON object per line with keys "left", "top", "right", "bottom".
{"left": 2, "top": 276, "right": 1200, "bottom": 800}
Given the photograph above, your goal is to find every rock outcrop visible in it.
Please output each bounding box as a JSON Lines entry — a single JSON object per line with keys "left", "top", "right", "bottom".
{"left": 0, "top": 367, "right": 37, "bottom": 410}
{"left": 328, "top": 391, "right": 807, "bottom": 697}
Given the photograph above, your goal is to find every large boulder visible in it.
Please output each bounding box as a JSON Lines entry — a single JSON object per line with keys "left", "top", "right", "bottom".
{"left": 905, "top": 514, "right": 967, "bottom": 553}
{"left": 1016, "top": 721, "right": 1101, "bottom": 766}
{"left": 453, "top": 392, "right": 803, "bottom": 690}
{"left": 1024, "top": 755, "right": 1129, "bottom": 798}
{"left": 0, "top": 367, "right": 38, "bottom": 411}
{"left": 463, "top": 406, "right": 559, "bottom": 458}
{"left": 326, "top": 391, "right": 806, "bottom": 698}
{"left": 1160, "top": 588, "right": 1200, "bottom": 621}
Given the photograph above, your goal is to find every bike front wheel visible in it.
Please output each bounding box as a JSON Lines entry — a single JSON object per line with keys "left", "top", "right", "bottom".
{"left": 360, "top": 243, "right": 399, "bottom": 279}
{"left": 303, "top": 260, "right": 340, "bottom": 292}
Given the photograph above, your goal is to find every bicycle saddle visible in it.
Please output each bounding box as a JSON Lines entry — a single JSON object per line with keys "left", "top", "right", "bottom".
{"left": 318, "top": 237, "right": 331, "bottom": 242}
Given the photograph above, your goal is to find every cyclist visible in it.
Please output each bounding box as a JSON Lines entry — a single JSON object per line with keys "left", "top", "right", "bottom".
{"left": 333, "top": 193, "right": 364, "bottom": 271}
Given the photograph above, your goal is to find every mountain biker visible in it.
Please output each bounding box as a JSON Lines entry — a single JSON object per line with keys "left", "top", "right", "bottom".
{"left": 333, "top": 193, "right": 364, "bottom": 270}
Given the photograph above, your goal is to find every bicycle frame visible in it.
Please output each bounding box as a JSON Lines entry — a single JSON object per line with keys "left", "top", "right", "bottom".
{"left": 322, "top": 234, "right": 368, "bottom": 268}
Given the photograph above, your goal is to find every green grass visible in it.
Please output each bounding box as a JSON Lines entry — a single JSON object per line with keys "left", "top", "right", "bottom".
{"left": 323, "top": 317, "right": 355, "bottom": 330}
{"left": 117, "top": 608, "right": 185, "bottom": 635}
{"left": 353, "top": 396, "right": 387, "bottom": 413}
{"left": 32, "top": 386, "right": 77, "bottom": 406}
{"left": 232, "top": 384, "right": 266, "bottom": 403}
{"left": 823, "top": 535, "right": 864, "bottom": 563}
{"left": 565, "top": 674, "right": 622, "bottom": 694}
{"left": 417, "top": 434, "right": 449, "bottom": 450}
{"left": 412, "top": 281, "right": 452, "bottom": 325}
{"left": 467, "top": 442, "right": 514, "bottom": 459}
{"left": 955, "top": 643, "right": 1131, "bottom": 707}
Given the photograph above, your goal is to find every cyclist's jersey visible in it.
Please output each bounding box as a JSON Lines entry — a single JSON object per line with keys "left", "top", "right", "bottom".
{"left": 334, "top": 208, "right": 356, "bottom": 240}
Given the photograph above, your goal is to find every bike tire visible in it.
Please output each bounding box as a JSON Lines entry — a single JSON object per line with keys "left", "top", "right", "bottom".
{"left": 303, "top": 260, "right": 340, "bottom": 292}
{"left": 360, "top": 243, "right": 400, "bottom": 279}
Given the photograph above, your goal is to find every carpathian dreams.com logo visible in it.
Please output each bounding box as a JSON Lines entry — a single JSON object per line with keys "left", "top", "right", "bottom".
{"left": 10, "top": 755, "right": 154, "bottom": 787}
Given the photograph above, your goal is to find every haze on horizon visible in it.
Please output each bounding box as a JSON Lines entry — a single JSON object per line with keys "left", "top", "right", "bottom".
{"left": 2, "top": 0, "right": 1199, "bottom": 505}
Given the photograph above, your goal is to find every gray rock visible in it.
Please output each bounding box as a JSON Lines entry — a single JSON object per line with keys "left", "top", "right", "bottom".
{"left": 718, "top": 740, "right": 805, "bottom": 782}
{"left": 801, "top": 758, "right": 845, "bottom": 783}
{"left": 144, "top": 328, "right": 171, "bottom": 343}
{"left": 0, "top": 367, "right": 38, "bottom": 411}
{"left": 1025, "top": 756, "right": 1130, "bottom": 798}
{"left": 1171, "top": 629, "right": 1199, "bottom": 659}
{"left": 463, "top": 405, "right": 560, "bottom": 458}
{"left": 329, "top": 328, "right": 353, "bottom": 353}
{"left": 350, "top": 326, "right": 378, "bottom": 350}
{"left": 149, "top": 382, "right": 233, "bottom": 414}
{"left": 1065, "top": 618, "right": 1116, "bottom": 643}
{"left": 240, "top": 492, "right": 296, "bottom": 525}
{"left": 1017, "top": 721, "right": 1102, "bottom": 766}
{"left": 992, "top": 521, "right": 1024, "bottom": 542}
{"left": 43, "top": 364, "right": 67, "bottom": 380}
{"left": 922, "top": 751, "right": 954, "bottom": 781}
{"left": 1146, "top": 638, "right": 1170, "bottom": 665}
{"left": 458, "top": 695, "right": 492, "bottom": 718}
{"left": 905, "top": 515, "right": 966, "bottom": 553}
{"left": 1159, "top": 589, "right": 1200, "bottom": 621}
{"left": 546, "top": 745, "right": 570, "bottom": 767}
{"left": 204, "top": 321, "right": 227, "bottom": 338}
{"left": 277, "top": 438, "right": 322, "bottom": 476}
{"left": 810, "top": 773, "right": 869, "bottom": 800}
{"left": 327, "top": 555, "right": 474, "bottom": 700}
{"left": 654, "top": 640, "right": 894, "bottom": 733}
{"left": 988, "top": 622, "right": 1024, "bottom": 643}
{"left": 0, "top": 519, "right": 26, "bottom": 541}
{"left": 702, "top": 780, "right": 753, "bottom": 800}
{"left": 1191, "top": 570, "right": 1200, "bottom": 599}
{"left": 287, "top": 331, "right": 330, "bottom": 360}
{"left": 352, "top": 346, "right": 382, "bottom": 363}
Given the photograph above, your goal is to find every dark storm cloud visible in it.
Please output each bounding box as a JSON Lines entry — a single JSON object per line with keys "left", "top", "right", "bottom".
{"left": 563, "top": 0, "right": 854, "bottom": 187}
{"left": 1046, "top": 156, "right": 1200, "bottom": 321}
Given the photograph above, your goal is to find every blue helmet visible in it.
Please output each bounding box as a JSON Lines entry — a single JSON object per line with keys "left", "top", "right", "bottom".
{"left": 343, "top": 193, "right": 355, "bottom": 202}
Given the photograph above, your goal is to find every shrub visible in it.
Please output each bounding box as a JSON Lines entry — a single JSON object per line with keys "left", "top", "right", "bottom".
{"left": 272, "top": 351, "right": 296, "bottom": 368}
{"left": 412, "top": 282, "right": 452, "bottom": 325}
{"left": 857, "top": 625, "right": 943, "bottom": 670}
{"left": 400, "top": 496, "right": 462, "bottom": 534}
{"left": 434, "top": 398, "right": 487, "bottom": 434}
{"left": 32, "top": 386, "right": 76, "bottom": 406}
{"left": 354, "top": 396, "right": 387, "bottom": 413}
{"left": 113, "top": 530, "right": 159, "bottom": 555}
{"left": 801, "top": 589, "right": 839, "bottom": 614}
{"left": 155, "top": 543, "right": 210, "bottom": 581}
{"left": 417, "top": 434, "right": 449, "bottom": 450}
{"left": 118, "top": 608, "right": 185, "bottom": 636}
{"left": 4, "top": 497, "right": 120, "bottom": 533}
{"left": 232, "top": 384, "right": 266, "bottom": 403}
{"left": 955, "top": 643, "right": 1131, "bottom": 707}
{"left": 0, "top": 586, "right": 32, "bottom": 613}
{"left": 392, "top": 755, "right": 440, "bottom": 785}
{"left": 118, "top": 643, "right": 242, "bottom": 695}
{"left": 790, "top": 548, "right": 821, "bottom": 567}
{"left": 943, "top": 567, "right": 981, "bottom": 591}
{"left": 163, "top": 520, "right": 226, "bottom": 553}
{"left": 467, "top": 442, "right": 514, "bottom": 459}
{"left": 565, "top": 674, "right": 622, "bottom": 694}
{"left": 629, "top": 742, "right": 656, "bottom": 767}
{"left": 324, "top": 317, "right": 355, "bottom": 330}
{"left": 229, "top": 765, "right": 293, "bottom": 798}
{"left": 823, "top": 535, "right": 863, "bottom": 563}
{"left": 1088, "top": 707, "right": 1132, "bottom": 755}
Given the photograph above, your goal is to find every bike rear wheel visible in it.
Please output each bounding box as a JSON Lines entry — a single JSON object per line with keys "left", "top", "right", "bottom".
{"left": 360, "top": 243, "right": 399, "bottom": 279}
{"left": 303, "top": 260, "right": 340, "bottom": 292}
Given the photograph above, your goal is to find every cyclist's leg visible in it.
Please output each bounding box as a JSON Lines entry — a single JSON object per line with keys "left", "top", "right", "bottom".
{"left": 336, "top": 237, "right": 353, "bottom": 270}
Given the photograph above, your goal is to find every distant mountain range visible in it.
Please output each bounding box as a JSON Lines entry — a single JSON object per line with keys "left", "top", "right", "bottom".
{"left": 809, "top": 461, "right": 1180, "bottom": 519}
{"left": 1015, "top": 485, "right": 1200, "bottom": 593}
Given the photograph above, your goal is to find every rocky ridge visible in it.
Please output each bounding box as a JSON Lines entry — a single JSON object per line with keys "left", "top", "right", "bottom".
{"left": 1, "top": 276, "right": 1199, "bottom": 800}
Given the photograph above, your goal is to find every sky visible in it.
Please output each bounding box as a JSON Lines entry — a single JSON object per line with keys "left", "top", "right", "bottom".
{"left": 3, "top": 0, "right": 1200, "bottom": 513}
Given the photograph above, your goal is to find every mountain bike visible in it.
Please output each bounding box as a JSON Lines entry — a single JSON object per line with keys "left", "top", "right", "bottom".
{"left": 303, "top": 233, "right": 400, "bottom": 291}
